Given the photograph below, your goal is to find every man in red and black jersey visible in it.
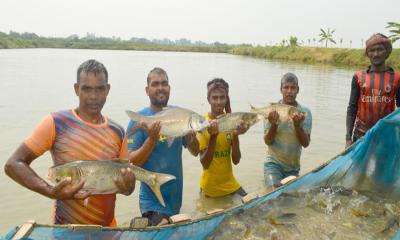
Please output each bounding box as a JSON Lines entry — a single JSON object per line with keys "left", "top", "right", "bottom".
{"left": 346, "top": 33, "right": 400, "bottom": 147}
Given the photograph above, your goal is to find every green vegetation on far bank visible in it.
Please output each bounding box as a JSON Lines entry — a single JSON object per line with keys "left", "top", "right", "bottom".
{"left": 0, "top": 32, "right": 234, "bottom": 53}
{"left": 230, "top": 46, "right": 400, "bottom": 69}
{"left": 1, "top": 31, "right": 400, "bottom": 69}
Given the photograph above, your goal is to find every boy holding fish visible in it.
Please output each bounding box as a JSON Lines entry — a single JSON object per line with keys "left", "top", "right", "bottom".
{"left": 263, "top": 73, "right": 312, "bottom": 189}
{"left": 196, "top": 78, "right": 249, "bottom": 198}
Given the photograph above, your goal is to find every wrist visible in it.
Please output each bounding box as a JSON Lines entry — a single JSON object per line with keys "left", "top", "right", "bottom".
{"left": 147, "top": 137, "right": 158, "bottom": 145}
{"left": 293, "top": 123, "right": 301, "bottom": 128}
{"left": 44, "top": 185, "right": 55, "bottom": 199}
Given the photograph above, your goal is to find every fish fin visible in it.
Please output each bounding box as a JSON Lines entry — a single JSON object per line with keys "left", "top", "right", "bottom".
{"left": 249, "top": 103, "right": 257, "bottom": 112}
{"left": 148, "top": 172, "right": 176, "bottom": 207}
{"left": 166, "top": 137, "right": 175, "bottom": 147}
{"left": 126, "top": 110, "right": 145, "bottom": 122}
{"left": 155, "top": 106, "right": 173, "bottom": 116}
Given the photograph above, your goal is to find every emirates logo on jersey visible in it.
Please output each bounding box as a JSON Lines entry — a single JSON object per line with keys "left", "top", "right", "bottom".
{"left": 361, "top": 89, "right": 391, "bottom": 103}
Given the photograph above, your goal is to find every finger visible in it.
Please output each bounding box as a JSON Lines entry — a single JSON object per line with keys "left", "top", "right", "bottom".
{"left": 152, "top": 121, "right": 161, "bottom": 130}
{"left": 74, "top": 190, "right": 91, "bottom": 200}
{"left": 141, "top": 122, "right": 149, "bottom": 132}
{"left": 69, "top": 179, "right": 86, "bottom": 194}
{"left": 123, "top": 168, "right": 136, "bottom": 188}
{"left": 155, "top": 123, "right": 162, "bottom": 133}
{"left": 114, "top": 171, "right": 128, "bottom": 193}
{"left": 53, "top": 177, "right": 72, "bottom": 191}
{"left": 113, "top": 176, "right": 125, "bottom": 192}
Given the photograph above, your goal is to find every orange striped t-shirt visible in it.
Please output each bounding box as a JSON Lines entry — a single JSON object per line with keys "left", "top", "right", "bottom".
{"left": 24, "top": 109, "right": 127, "bottom": 226}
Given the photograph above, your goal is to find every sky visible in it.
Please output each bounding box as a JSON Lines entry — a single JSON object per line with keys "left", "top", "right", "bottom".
{"left": 0, "top": 0, "right": 399, "bottom": 48}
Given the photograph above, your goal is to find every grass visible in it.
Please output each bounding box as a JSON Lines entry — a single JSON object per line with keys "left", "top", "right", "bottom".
{"left": 230, "top": 46, "right": 400, "bottom": 69}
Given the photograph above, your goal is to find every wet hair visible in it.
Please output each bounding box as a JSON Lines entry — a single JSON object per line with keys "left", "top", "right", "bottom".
{"left": 147, "top": 67, "right": 168, "bottom": 85}
{"left": 280, "top": 72, "right": 299, "bottom": 88}
{"left": 76, "top": 59, "right": 108, "bottom": 83}
{"left": 207, "top": 78, "right": 229, "bottom": 94}
{"left": 207, "top": 78, "right": 231, "bottom": 113}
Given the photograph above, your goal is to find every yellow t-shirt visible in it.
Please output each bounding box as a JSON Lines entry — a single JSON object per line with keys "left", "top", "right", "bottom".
{"left": 197, "top": 113, "right": 241, "bottom": 197}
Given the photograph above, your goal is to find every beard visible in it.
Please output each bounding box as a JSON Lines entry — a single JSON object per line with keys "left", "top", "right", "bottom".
{"left": 150, "top": 96, "right": 169, "bottom": 107}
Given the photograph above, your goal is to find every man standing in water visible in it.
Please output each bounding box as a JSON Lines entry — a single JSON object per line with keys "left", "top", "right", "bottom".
{"left": 264, "top": 73, "right": 312, "bottom": 189}
{"left": 4, "top": 59, "right": 136, "bottom": 226}
{"left": 197, "top": 78, "right": 248, "bottom": 198}
{"left": 127, "top": 67, "right": 199, "bottom": 226}
{"left": 346, "top": 33, "right": 400, "bottom": 147}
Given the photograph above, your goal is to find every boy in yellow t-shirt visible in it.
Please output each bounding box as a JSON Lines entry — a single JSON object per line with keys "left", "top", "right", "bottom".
{"left": 197, "top": 78, "right": 248, "bottom": 197}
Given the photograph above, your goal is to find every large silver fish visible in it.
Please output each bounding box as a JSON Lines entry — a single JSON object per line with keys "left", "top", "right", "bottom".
{"left": 48, "top": 160, "right": 175, "bottom": 207}
{"left": 216, "top": 112, "right": 261, "bottom": 133}
{"left": 250, "top": 103, "right": 305, "bottom": 123}
{"left": 126, "top": 107, "right": 209, "bottom": 146}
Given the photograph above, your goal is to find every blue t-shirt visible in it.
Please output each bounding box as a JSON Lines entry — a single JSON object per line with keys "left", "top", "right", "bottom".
{"left": 127, "top": 107, "right": 184, "bottom": 216}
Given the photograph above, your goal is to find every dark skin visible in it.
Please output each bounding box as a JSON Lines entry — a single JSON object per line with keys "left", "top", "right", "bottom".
{"left": 4, "top": 72, "right": 136, "bottom": 200}
{"left": 200, "top": 89, "right": 248, "bottom": 169}
{"left": 345, "top": 43, "right": 389, "bottom": 148}
{"left": 128, "top": 73, "right": 199, "bottom": 167}
{"left": 264, "top": 81, "right": 310, "bottom": 148}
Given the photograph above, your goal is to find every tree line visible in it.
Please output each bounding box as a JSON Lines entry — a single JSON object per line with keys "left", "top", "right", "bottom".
{"left": 0, "top": 31, "right": 240, "bottom": 53}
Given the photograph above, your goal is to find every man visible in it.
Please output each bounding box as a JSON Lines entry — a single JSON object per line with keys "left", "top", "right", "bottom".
{"left": 264, "top": 72, "right": 312, "bottom": 189}
{"left": 4, "top": 59, "right": 135, "bottom": 226}
{"left": 127, "top": 67, "right": 199, "bottom": 226}
{"left": 346, "top": 33, "right": 400, "bottom": 147}
{"left": 197, "top": 78, "right": 248, "bottom": 198}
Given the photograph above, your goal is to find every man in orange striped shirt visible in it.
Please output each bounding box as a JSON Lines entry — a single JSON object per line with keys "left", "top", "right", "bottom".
{"left": 4, "top": 59, "right": 136, "bottom": 226}
{"left": 346, "top": 33, "right": 400, "bottom": 148}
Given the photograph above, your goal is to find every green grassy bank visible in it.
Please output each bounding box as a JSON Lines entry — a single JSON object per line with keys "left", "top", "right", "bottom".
{"left": 230, "top": 46, "right": 400, "bottom": 69}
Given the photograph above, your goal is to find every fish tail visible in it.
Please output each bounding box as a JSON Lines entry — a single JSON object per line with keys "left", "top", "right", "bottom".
{"left": 130, "top": 164, "right": 176, "bottom": 207}
{"left": 149, "top": 173, "right": 176, "bottom": 207}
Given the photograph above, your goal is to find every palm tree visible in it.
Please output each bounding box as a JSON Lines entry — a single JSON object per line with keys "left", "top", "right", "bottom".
{"left": 319, "top": 28, "right": 336, "bottom": 48}
{"left": 289, "top": 36, "right": 298, "bottom": 47}
{"left": 386, "top": 22, "right": 400, "bottom": 43}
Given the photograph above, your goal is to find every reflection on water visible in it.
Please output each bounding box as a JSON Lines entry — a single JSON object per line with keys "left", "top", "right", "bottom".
{"left": 208, "top": 187, "right": 399, "bottom": 240}
{"left": 0, "top": 49, "right": 353, "bottom": 234}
